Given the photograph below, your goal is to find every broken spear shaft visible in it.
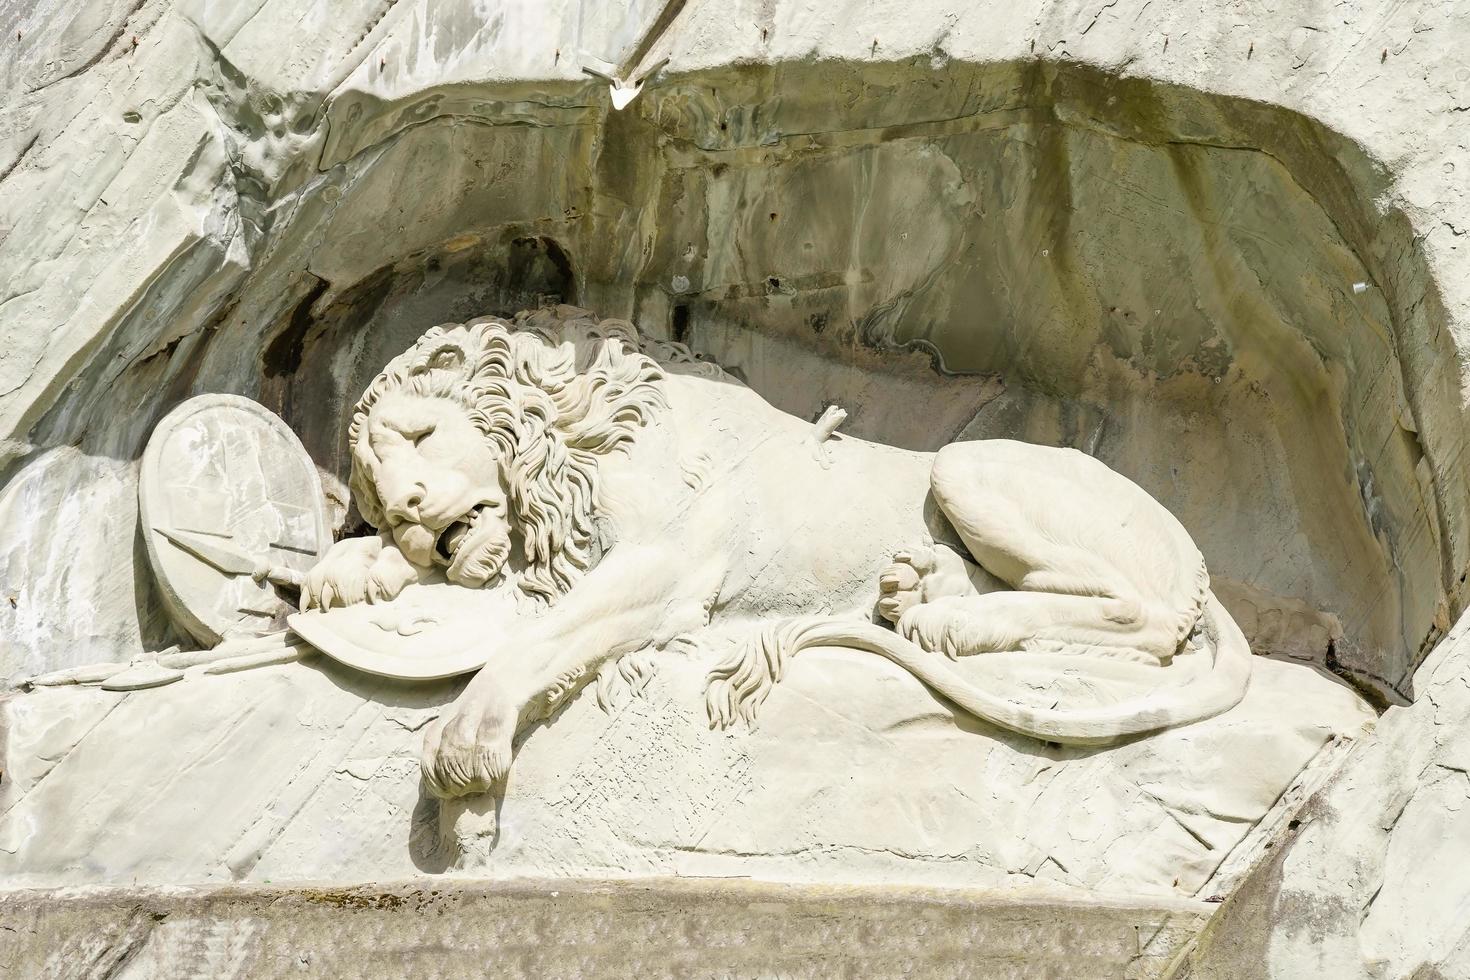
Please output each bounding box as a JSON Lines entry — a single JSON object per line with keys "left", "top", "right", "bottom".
{"left": 153, "top": 526, "right": 306, "bottom": 589}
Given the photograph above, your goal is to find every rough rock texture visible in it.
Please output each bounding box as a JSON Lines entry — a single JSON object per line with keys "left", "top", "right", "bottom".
{"left": 0, "top": 879, "right": 1212, "bottom": 979}
{"left": 3, "top": 1, "right": 1470, "bottom": 970}
{"left": 1177, "top": 605, "right": 1470, "bottom": 979}
{"left": 0, "top": 638, "right": 1370, "bottom": 896}
{"left": 2, "top": 1, "right": 1469, "bottom": 705}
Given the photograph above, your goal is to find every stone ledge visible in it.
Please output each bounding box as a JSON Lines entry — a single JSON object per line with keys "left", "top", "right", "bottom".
{"left": 0, "top": 878, "right": 1212, "bottom": 979}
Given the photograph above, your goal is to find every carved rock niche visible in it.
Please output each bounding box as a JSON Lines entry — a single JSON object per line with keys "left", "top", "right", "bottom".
{"left": 2, "top": 14, "right": 1467, "bottom": 977}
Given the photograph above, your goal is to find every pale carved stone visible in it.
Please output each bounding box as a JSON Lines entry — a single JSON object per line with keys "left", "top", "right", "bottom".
{"left": 291, "top": 305, "right": 1257, "bottom": 804}
{"left": 3, "top": 1, "right": 1469, "bottom": 967}
{"left": 139, "top": 394, "right": 331, "bottom": 646}
{"left": 0, "top": 305, "right": 1370, "bottom": 898}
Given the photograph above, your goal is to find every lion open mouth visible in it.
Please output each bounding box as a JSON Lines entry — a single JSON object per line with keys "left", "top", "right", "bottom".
{"left": 433, "top": 504, "right": 512, "bottom": 588}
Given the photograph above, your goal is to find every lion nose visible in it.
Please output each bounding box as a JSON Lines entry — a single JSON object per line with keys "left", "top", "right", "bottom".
{"left": 385, "top": 482, "right": 427, "bottom": 523}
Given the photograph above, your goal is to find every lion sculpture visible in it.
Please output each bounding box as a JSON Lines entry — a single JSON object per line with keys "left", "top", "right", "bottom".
{"left": 302, "top": 305, "right": 1252, "bottom": 799}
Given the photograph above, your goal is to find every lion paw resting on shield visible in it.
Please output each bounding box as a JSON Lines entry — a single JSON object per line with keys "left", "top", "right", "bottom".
{"left": 302, "top": 305, "right": 1250, "bottom": 800}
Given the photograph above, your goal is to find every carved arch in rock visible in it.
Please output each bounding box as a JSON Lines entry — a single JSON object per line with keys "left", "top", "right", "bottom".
{"left": 1, "top": 56, "right": 1463, "bottom": 712}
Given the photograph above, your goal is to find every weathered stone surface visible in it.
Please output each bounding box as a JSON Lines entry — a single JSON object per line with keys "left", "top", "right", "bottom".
{"left": 140, "top": 393, "right": 329, "bottom": 644}
{"left": 0, "top": 310, "right": 1373, "bottom": 905}
{"left": 0, "top": 637, "right": 1369, "bottom": 897}
{"left": 2, "top": 2, "right": 1469, "bottom": 973}
{"left": 2, "top": 0, "right": 1468, "bottom": 706}
{"left": 1176, "top": 606, "right": 1470, "bottom": 979}
{"left": 0, "top": 878, "right": 1212, "bottom": 979}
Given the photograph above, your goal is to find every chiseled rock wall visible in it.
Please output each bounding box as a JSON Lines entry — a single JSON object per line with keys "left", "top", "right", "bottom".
{"left": 2, "top": 0, "right": 1468, "bottom": 706}
{"left": 0, "top": 635, "right": 1371, "bottom": 897}
{"left": 0, "top": 879, "right": 1212, "bottom": 979}
{"left": 2, "top": 1, "right": 1469, "bottom": 969}
{"left": 1181, "top": 606, "right": 1470, "bottom": 979}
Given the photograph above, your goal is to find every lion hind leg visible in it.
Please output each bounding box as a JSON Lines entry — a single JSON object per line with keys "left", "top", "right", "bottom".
{"left": 898, "top": 591, "right": 1179, "bottom": 663}
{"left": 705, "top": 593, "right": 1170, "bottom": 732}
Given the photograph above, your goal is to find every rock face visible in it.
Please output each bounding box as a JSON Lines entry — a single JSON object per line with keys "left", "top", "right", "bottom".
{"left": 3, "top": 0, "right": 1470, "bottom": 702}
{"left": 1182, "top": 606, "right": 1470, "bottom": 979}
{"left": 0, "top": 879, "right": 1213, "bottom": 980}
{"left": 0, "top": 306, "right": 1376, "bottom": 901}
{"left": 2, "top": 0, "right": 1469, "bottom": 974}
{"left": 0, "top": 636, "right": 1370, "bottom": 896}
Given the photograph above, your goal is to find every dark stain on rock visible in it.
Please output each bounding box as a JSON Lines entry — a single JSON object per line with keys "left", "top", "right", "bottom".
{"left": 262, "top": 273, "right": 331, "bottom": 379}
{"left": 508, "top": 235, "right": 576, "bottom": 304}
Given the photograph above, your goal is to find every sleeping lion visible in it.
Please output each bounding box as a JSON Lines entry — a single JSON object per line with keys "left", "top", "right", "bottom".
{"left": 300, "top": 305, "right": 1250, "bottom": 799}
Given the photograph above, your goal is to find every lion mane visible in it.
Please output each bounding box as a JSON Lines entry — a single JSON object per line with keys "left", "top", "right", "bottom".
{"left": 348, "top": 306, "right": 669, "bottom": 602}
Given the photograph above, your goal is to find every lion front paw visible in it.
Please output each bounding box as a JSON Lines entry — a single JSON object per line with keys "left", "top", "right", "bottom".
{"left": 302, "top": 534, "right": 423, "bottom": 610}
{"left": 420, "top": 696, "right": 516, "bottom": 799}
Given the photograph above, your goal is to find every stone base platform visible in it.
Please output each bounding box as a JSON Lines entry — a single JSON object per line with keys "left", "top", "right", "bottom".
{"left": 0, "top": 878, "right": 1210, "bottom": 979}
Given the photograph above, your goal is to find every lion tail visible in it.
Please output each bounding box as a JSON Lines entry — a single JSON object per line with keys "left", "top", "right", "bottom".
{"left": 704, "top": 592, "right": 1252, "bottom": 746}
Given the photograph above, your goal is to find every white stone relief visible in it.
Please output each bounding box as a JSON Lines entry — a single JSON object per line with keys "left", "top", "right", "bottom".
{"left": 292, "top": 305, "right": 1252, "bottom": 802}
{"left": 0, "top": 305, "right": 1374, "bottom": 897}
{"left": 5, "top": 0, "right": 1469, "bottom": 967}
{"left": 139, "top": 395, "right": 330, "bottom": 646}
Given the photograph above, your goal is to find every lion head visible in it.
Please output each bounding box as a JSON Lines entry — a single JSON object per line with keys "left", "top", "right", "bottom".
{"left": 347, "top": 306, "right": 666, "bottom": 601}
